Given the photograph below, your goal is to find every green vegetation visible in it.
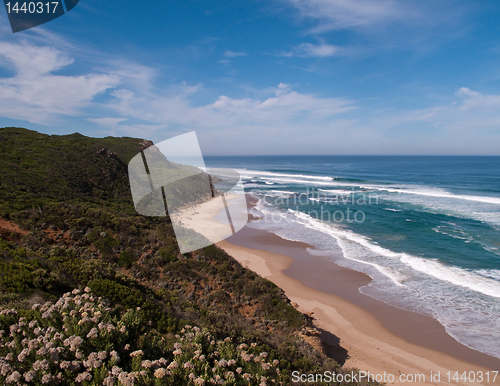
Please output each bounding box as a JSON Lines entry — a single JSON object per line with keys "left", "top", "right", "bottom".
{"left": 0, "top": 127, "right": 379, "bottom": 385}
{"left": 0, "top": 289, "right": 289, "bottom": 385}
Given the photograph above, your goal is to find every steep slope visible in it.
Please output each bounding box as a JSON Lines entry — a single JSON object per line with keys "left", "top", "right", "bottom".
{"left": 0, "top": 127, "right": 377, "bottom": 385}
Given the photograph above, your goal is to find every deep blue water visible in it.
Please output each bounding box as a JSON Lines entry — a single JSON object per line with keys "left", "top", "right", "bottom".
{"left": 205, "top": 156, "right": 500, "bottom": 359}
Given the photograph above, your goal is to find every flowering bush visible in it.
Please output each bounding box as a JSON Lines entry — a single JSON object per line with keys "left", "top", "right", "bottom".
{"left": 0, "top": 288, "right": 283, "bottom": 385}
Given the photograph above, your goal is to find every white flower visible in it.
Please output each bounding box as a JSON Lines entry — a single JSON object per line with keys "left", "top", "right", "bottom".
{"left": 167, "top": 361, "right": 178, "bottom": 370}
{"left": 86, "top": 327, "right": 98, "bottom": 338}
{"left": 75, "top": 371, "right": 92, "bottom": 383}
{"left": 23, "top": 370, "right": 36, "bottom": 382}
{"left": 17, "top": 348, "right": 30, "bottom": 362}
{"left": 103, "top": 376, "right": 116, "bottom": 386}
{"left": 33, "top": 359, "right": 49, "bottom": 371}
{"left": 154, "top": 368, "right": 167, "bottom": 379}
{"left": 141, "top": 360, "right": 152, "bottom": 368}
{"left": 60, "top": 361, "right": 71, "bottom": 369}
{"left": 130, "top": 350, "right": 143, "bottom": 357}
{"left": 218, "top": 359, "right": 228, "bottom": 367}
{"left": 243, "top": 373, "right": 252, "bottom": 380}
{"left": 6, "top": 370, "right": 21, "bottom": 383}
{"left": 1, "top": 363, "right": 11, "bottom": 376}
{"left": 110, "top": 350, "right": 120, "bottom": 363}
{"left": 111, "top": 366, "right": 122, "bottom": 376}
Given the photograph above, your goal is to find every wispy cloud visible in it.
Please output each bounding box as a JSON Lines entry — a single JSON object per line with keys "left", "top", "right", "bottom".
{"left": 224, "top": 50, "right": 248, "bottom": 57}
{"left": 278, "top": 0, "right": 470, "bottom": 54}
{"left": 104, "top": 80, "right": 357, "bottom": 153}
{"left": 87, "top": 117, "right": 168, "bottom": 136}
{"left": 282, "top": 42, "right": 340, "bottom": 57}
{"left": 417, "top": 87, "right": 500, "bottom": 132}
{"left": 108, "top": 81, "right": 354, "bottom": 127}
{"left": 1, "top": 37, "right": 499, "bottom": 155}
{"left": 281, "top": 0, "right": 410, "bottom": 33}
{"left": 0, "top": 42, "right": 119, "bottom": 124}
{"left": 87, "top": 117, "right": 127, "bottom": 126}
{"left": 377, "top": 87, "right": 500, "bottom": 132}
{"left": 358, "top": 87, "right": 500, "bottom": 154}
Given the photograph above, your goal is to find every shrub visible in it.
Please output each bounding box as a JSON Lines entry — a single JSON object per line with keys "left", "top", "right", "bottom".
{"left": 0, "top": 288, "right": 285, "bottom": 385}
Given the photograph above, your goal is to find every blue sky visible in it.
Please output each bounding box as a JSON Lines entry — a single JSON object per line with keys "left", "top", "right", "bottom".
{"left": 1, "top": 0, "right": 500, "bottom": 155}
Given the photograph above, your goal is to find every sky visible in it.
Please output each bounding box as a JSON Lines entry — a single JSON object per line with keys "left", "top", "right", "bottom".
{"left": 1, "top": 0, "right": 500, "bottom": 155}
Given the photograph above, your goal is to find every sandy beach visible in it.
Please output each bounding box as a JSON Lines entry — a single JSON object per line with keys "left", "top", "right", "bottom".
{"left": 182, "top": 193, "right": 500, "bottom": 385}
{"left": 173, "top": 192, "right": 249, "bottom": 241}
{"left": 217, "top": 226, "right": 500, "bottom": 385}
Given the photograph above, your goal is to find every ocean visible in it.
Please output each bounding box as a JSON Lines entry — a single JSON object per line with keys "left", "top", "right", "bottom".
{"left": 205, "top": 156, "right": 500, "bottom": 360}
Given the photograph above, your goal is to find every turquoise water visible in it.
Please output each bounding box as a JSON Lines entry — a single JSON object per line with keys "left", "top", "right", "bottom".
{"left": 205, "top": 156, "right": 500, "bottom": 359}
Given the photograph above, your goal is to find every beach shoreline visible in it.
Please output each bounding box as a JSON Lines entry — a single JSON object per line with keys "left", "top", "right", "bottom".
{"left": 181, "top": 192, "right": 500, "bottom": 384}
{"left": 217, "top": 224, "right": 500, "bottom": 385}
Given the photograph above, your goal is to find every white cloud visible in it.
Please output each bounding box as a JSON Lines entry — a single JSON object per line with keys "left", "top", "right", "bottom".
{"left": 87, "top": 117, "right": 127, "bottom": 126}
{"left": 105, "top": 62, "right": 155, "bottom": 89}
{"left": 283, "top": 42, "right": 340, "bottom": 57}
{"left": 0, "top": 41, "right": 73, "bottom": 77}
{"left": 454, "top": 87, "right": 500, "bottom": 112}
{"left": 88, "top": 117, "right": 168, "bottom": 136}
{"left": 368, "top": 87, "right": 500, "bottom": 154}
{"left": 103, "top": 80, "right": 357, "bottom": 153}
{"left": 224, "top": 50, "right": 247, "bottom": 58}
{"left": 278, "top": 0, "right": 468, "bottom": 54}
{"left": 212, "top": 82, "right": 352, "bottom": 118}
{"left": 0, "top": 42, "right": 119, "bottom": 124}
{"left": 282, "top": 0, "right": 409, "bottom": 32}
{"left": 408, "top": 88, "right": 500, "bottom": 131}
{"left": 1, "top": 38, "right": 498, "bottom": 155}
{"left": 108, "top": 81, "right": 354, "bottom": 126}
